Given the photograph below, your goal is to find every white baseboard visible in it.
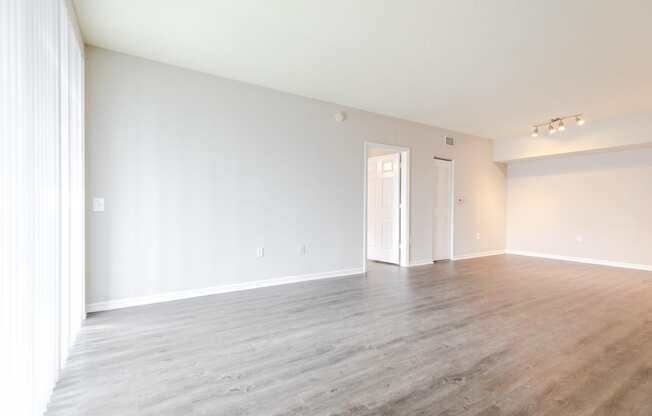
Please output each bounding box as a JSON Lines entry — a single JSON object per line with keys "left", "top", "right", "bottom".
{"left": 409, "top": 259, "right": 434, "bottom": 267}
{"left": 505, "top": 250, "right": 652, "bottom": 272}
{"left": 453, "top": 250, "right": 506, "bottom": 260}
{"left": 86, "top": 267, "right": 364, "bottom": 312}
{"left": 409, "top": 250, "right": 506, "bottom": 265}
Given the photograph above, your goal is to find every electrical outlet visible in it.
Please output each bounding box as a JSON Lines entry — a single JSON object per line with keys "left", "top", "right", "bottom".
{"left": 299, "top": 244, "right": 307, "bottom": 256}
{"left": 256, "top": 247, "right": 264, "bottom": 257}
{"left": 476, "top": 232, "right": 481, "bottom": 240}
{"left": 576, "top": 235, "right": 583, "bottom": 243}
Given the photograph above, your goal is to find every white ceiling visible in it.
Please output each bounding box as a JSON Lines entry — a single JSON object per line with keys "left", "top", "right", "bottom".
{"left": 73, "top": 0, "right": 652, "bottom": 140}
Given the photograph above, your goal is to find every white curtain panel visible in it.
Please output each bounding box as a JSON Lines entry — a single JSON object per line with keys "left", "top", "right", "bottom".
{"left": 0, "top": 1, "right": 85, "bottom": 415}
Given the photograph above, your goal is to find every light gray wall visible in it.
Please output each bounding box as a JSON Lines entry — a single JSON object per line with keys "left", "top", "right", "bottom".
{"left": 86, "top": 46, "right": 506, "bottom": 304}
{"left": 507, "top": 147, "right": 652, "bottom": 266}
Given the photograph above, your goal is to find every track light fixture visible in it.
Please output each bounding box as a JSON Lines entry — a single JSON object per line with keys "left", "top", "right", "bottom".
{"left": 531, "top": 114, "right": 585, "bottom": 137}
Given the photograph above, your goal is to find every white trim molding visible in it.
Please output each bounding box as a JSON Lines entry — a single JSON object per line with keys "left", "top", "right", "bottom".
{"left": 409, "top": 250, "right": 507, "bottom": 266}
{"left": 453, "top": 250, "right": 506, "bottom": 260}
{"left": 87, "top": 267, "right": 364, "bottom": 312}
{"left": 505, "top": 250, "right": 652, "bottom": 272}
{"left": 409, "top": 259, "right": 434, "bottom": 267}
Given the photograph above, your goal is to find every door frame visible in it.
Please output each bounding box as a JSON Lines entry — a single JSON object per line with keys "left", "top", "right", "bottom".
{"left": 363, "top": 142, "right": 411, "bottom": 271}
{"left": 433, "top": 156, "right": 455, "bottom": 261}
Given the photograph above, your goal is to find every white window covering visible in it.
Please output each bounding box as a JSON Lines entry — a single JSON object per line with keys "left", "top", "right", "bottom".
{"left": 0, "top": 1, "right": 85, "bottom": 415}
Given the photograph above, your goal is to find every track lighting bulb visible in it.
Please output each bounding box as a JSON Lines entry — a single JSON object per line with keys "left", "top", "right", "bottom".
{"left": 532, "top": 127, "right": 539, "bottom": 137}
{"left": 548, "top": 123, "right": 556, "bottom": 134}
{"left": 576, "top": 115, "right": 585, "bottom": 126}
{"left": 557, "top": 119, "right": 566, "bottom": 131}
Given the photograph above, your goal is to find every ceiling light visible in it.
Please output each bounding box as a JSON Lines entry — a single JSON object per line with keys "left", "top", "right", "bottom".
{"left": 530, "top": 114, "right": 584, "bottom": 136}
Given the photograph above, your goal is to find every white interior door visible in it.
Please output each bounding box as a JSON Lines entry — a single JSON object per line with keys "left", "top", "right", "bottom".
{"left": 433, "top": 159, "right": 452, "bottom": 261}
{"left": 367, "top": 153, "right": 400, "bottom": 264}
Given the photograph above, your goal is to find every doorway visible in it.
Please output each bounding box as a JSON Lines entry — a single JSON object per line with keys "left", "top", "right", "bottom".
{"left": 432, "top": 157, "right": 453, "bottom": 261}
{"left": 363, "top": 143, "right": 410, "bottom": 270}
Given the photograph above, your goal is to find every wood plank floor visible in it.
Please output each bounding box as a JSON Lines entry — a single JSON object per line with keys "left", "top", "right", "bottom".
{"left": 46, "top": 255, "right": 652, "bottom": 416}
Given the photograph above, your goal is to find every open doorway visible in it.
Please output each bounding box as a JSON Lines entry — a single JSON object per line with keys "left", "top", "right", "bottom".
{"left": 432, "top": 157, "right": 454, "bottom": 261}
{"left": 363, "top": 143, "right": 410, "bottom": 270}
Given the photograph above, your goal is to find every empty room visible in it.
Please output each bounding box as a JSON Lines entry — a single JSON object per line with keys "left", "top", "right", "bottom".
{"left": 3, "top": 1, "right": 652, "bottom": 415}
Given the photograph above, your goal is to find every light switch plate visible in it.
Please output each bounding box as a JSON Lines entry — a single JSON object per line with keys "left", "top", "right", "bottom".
{"left": 92, "top": 198, "right": 105, "bottom": 212}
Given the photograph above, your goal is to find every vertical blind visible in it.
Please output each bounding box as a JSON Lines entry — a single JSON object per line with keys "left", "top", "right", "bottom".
{"left": 0, "top": 1, "right": 85, "bottom": 415}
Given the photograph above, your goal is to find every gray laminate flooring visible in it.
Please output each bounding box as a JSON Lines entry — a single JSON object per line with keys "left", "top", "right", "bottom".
{"left": 46, "top": 255, "right": 652, "bottom": 415}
